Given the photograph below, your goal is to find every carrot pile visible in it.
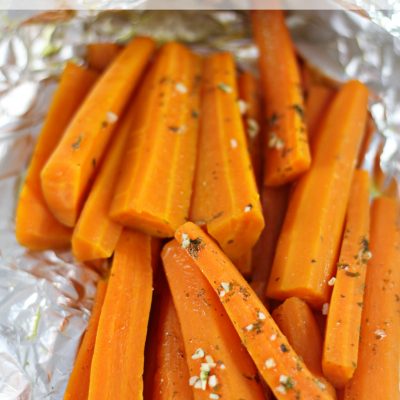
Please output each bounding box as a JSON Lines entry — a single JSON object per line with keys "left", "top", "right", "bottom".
{"left": 13, "top": 12, "right": 398, "bottom": 400}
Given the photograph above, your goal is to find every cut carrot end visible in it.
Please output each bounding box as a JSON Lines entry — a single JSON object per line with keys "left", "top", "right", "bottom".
{"left": 110, "top": 42, "right": 202, "bottom": 238}
{"left": 251, "top": 10, "right": 312, "bottom": 186}
{"left": 322, "top": 170, "right": 370, "bottom": 388}
{"left": 266, "top": 80, "right": 369, "bottom": 308}
{"left": 16, "top": 62, "right": 97, "bottom": 247}
{"left": 175, "top": 222, "right": 336, "bottom": 400}
{"left": 190, "top": 52, "right": 264, "bottom": 260}
{"left": 41, "top": 37, "right": 156, "bottom": 228}
{"left": 162, "top": 239, "right": 266, "bottom": 399}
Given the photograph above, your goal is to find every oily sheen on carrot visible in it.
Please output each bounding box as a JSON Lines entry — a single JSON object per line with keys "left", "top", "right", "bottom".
{"left": 343, "top": 197, "right": 400, "bottom": 400}
{"left": 87, "top": 42, "right": 121, "bottom": 72}
{"left": 16, "top": 62, "right": 97, "bottom": 250}
{"left": 88, "top": 229, "right": 153, "bottom": 400}
{"left": 272, "top": 297, "right": 323, "bottom": 378}
{"left": 110, "top": 42, "right": 202, "bottom": 237}
{"left": 267, "top": 80, "right": 369, "bottom": 307}
{"left": 175, "top": 222, "right": 336, "bottom": 400}
{"left": 190, "top": 52, "right": 264, "bottom": 260}
{"left": 238, "top": 71, "right": 262, "bottom": 184}
{"left": 64, "top": 279, "right": 107, "bottom": 400}
{"left": 251, "top": 11, "right": 311, "bottom": 186}
{"left": 41, "top": 37, "right": 155, "bottom": 227}
{"left": 322, "top": 170, "right": 371, "bottom": 388}
{"left": 71, "top": 99, "right": 137, "bottom": 261}
{"left": 151, "top": 287, "right": 193, "bottom": 400}
{"left": 162, "top": 240, "right": 265, "bottom": 400}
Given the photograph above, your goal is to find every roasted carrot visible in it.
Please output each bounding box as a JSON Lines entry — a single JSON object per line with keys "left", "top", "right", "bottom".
{"left": 15, "top": 62, "right": 97, "bottom": 250}
{"left": 267, "top": 80, "right": 369, "bottom": 307}
{"left": 110, "top": 42, "right": 202, "bottom": 237}
{"left": 175, "top": 222, "right": 336, "bottom": 400}
{"left": 190, "top": 52, "right": 264, "bottom": 260}
{"left": 251, "top": 185, "right": 290, "bottom": 299}
{"left": 251, "top": 11, "right": 311, "bottom": 186}
{"left": 322, "top": 170, "right": 371, "bottom": 388}
{"left": 343, "top": 197, "right": 400, "bottom": 399}
{"left": 64, "top": 279, "right": 107, "bottom": 400}
{"left": 71, "top": 99, "right": 136, "bottom": 261}
{"left": 88, "top": 229, "right": 153, "bottom": 399}
{"left": 152, "top": 286, "right": 194, "bottom": 400}
{"left": 238, "top": 71, "right": 263, "bottom": 185}
{"left": 306, "top": 84, "right": 336, "bottom": 141}
{"left": 233, "top": 250, "right": 253, "bottom": 277}
{"left": 41, "top": 37, "right": 156, "bottom": 227}
{"left": 272, "top": 297, "right": 324, "bottom": 378}
{"left": 87, "top": 42, "right": 122, "bottom": 72}
{"left": 162, "top": 240, "right": 266, "bottom": 400}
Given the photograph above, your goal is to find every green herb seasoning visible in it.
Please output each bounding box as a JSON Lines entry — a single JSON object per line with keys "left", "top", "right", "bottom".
{"left": 71, "top": 135, "right": 82, "bottom": 150}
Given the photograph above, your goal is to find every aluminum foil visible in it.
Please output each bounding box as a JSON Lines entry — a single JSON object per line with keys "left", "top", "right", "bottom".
{"left": 0, "top": 6, "right": 399, "bottom": 400}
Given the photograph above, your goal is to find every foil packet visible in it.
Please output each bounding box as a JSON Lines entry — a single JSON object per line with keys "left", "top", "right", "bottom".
{"left": 0, "top": 6, "right": 399, "bottom": 400}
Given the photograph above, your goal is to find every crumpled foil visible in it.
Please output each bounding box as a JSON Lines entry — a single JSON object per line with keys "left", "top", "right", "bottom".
{"left": 0, "top": 6, "right": 399, "bottom": 400}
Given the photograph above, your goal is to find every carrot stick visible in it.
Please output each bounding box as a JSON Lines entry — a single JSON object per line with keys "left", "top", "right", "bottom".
{"left": 190, "top": 52, "right": 264, "bottom": 260}
{"left": 238, "top": 71, "right": 263, "bottom": 185}
{"left": 87, "top": 42, "right": 122, "bottom": 72}
{"left": 251, "top": 11, "right": 311, "bottom": 186}
{"left": 64, "top": 279, "right": 107, "bottom": 400}
{"left": 110, "top": 42, "right": 202, "bottom": 237}
{"left": 151, "top": 286, "right": 194, "bottom": 400}
{"left": 343, "top": 197, "right": 400, "bottom": 399}
{"left": 272, "top": 297, "right": 324, "bottom": 378}
{"left": 322, "top": 170, "right": 371, "bottom": 388}
{"left": 71, "top": 99, "right": 137, "bottom": 261}
{"left": 266, "top": 80, "right": 369, "bottom": 307}
{"left": 16, "top": 62, "right": 97, "bottom": 250}
{"left": 162, "top": 240, "right": 266, "bottom": 400}
{"left": 306, "top": 84, "right": 336, "bottom": 141}
{"left": 251, "top": 185, "right": 290, "bottom": 299}
{"left": 88, "top": 229, "right": 153, "bottom": 399}
{"left": 233, "top": 250, "right": 253, "bottom": 277}
{"left": 175, "top": 222, "right": 336, "bottom": 400}
{"left": 41, "top": 37, "right": 156, "bottom": 227}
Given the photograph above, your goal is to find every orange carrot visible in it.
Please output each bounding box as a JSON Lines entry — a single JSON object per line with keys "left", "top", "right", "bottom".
{"left": 175, "top": 222, "right": 336, "bottom": 400}
{"left": 190, "top": 52, "right": 264, "bottom": 260}
{"left": 162, "top": 240, "right": 266, "bottom": 400}
{"left": 87, "top": 42, "right": 122, "bottom": 72}
{"left": 306, "top": 84, "right": 336, "bottom": 141}
{"left": 110, "top": 42, "right": 202, "bottom": 237}
{"left": 238, "top": 71, "right": 263, "bottom": 185}
{"left": 251, "top": 11, "right": 311, "bottom": 186}
{"left": 64, "top": 279, "right": 107, "bottom": 400}
{"left": 71, "top": 99, "right": 137, "bottom": 261}
{"left": 233, "top": 250, "right": 253, "bottom": 277}
{"left": 152, "top": 286, "right": 193, "bottom": 400}
{"left": 267, "top": 80, "right": 369, "bottom": 307}
{"left": 41, "top": 37, "right": 156, "bottom": 227}
{"left": 272, "top": 297, "right": 324, "bottom": 378}
{"left": 322, "top": 170, "right": 371, "bottom": 388}
{"left": 88, "top": 229, "right": 153, "bottom": 399}
{"left": 343, "top": 197, "right": 400, "bottom": 399}
{"left": 251, "top": 185, "right": 290, "bottom": 299}
{"left": 16, "top": 62, "right": 97, "bottom": 250}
